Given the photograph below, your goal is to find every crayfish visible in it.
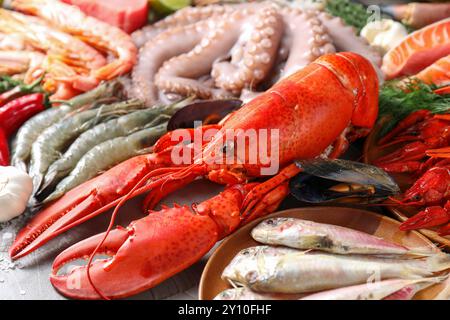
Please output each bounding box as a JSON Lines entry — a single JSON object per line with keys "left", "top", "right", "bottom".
{"left": 373, "top": 110, "right": 450, "bottom": 235}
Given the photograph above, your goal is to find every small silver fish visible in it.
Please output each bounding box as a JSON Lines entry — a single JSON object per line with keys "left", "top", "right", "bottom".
{"left": 251, "top": 218, "right": 434, "bottom": 256}
{"left": 214, "top": 287, "right": 304, "bottom": 300}
{"left": 300, "top": 277, "right": 445, "bottom": 300}
{"left": 222, "top": 246, "right": 450, "bottom": 294}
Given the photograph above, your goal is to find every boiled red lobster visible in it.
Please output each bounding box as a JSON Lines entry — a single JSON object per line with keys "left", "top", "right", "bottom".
{"left": 9, "top": 52, "right": 379, "bottom": 299}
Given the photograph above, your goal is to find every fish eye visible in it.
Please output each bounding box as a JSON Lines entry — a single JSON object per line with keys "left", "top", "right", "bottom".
{"left": 266, "top": 219, "right": 274, "bottom": 225}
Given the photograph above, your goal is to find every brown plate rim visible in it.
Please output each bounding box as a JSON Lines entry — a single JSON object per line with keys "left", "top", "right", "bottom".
{"left": 198, "top": 206, "right": 436, "bottom": 300}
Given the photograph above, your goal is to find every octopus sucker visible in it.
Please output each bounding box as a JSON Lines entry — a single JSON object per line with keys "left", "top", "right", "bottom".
{"left": 154, "top": 10, "right": 252, "bottom": 100}
{"left": 317, "top": 11, "right": 382, "bottom": 68}
{"left": 211, "top": 6, "right": 284, "bottom": 93}
{"left": 131, "top": 20, "right": 211, "bottom": 105}
{"left": 131, "top": 2, "right": 381, "bottom": 104}
{"left": 131, "top": 2, "right": 263, "bottom": 49}
{"left": 280, "top": 9, "right": 335, "bottom": 80}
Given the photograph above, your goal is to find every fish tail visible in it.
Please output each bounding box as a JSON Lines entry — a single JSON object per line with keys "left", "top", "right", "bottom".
{"left": 405, "top": 245, "right": 439, "bottom": 257}
{"left": 401, "top": 260, "right": 435, "bottom": 279}
{"left": 427, "top": 253, "right": 450, "bottom": 273}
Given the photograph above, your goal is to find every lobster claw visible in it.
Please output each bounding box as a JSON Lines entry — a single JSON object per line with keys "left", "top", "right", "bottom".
{"left": 9, "top": 153, "right": 175, "bottom": 260}
{"left": 50, "top": 206, "right": 219, "bottom": 299}
{"left": 400, "top": 205, "right": 450, "bottom": 231}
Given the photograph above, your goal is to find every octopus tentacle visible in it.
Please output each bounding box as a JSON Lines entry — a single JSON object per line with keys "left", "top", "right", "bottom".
{"left": 239, "top": 7, "right": 335, "bottom": 102}
{"left": 130, "top": 3, "right": 382, "bottom": 104}
{"left": 154, "top": 11, "right": 258, "bottom": 100}
{"left": 131, "top": 20, "right": 210, "bottom": 106}
{"left": 280, "top": 8, "right": 335, "bottom": 79}
{"left": 317, "top": 11, "right": 382, "bottom": 68}
{"left": 211, "top": 5, "right": 283, "bottom": 93}
{"left": 132, "top": 4, "right": 241, "bottom": 48}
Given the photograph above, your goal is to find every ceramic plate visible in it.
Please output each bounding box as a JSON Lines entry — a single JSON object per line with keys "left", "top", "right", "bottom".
{"left": 199, "top": 206, "right": 445, "bottom": 300}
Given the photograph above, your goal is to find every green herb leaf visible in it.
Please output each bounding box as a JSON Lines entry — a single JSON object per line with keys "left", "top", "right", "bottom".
{"left": 325, "top": 0, "right": 371, "bottom": 33}
{"left": 378, "top": 80, "right": 450, "bottom": 137}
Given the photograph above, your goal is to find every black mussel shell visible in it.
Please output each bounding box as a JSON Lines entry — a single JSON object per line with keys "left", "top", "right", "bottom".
{"left": 167, "top": 99, "right": 242, "bottom": 130}
{"left": 289, "top": 158, "right": 400, "bottom": 203}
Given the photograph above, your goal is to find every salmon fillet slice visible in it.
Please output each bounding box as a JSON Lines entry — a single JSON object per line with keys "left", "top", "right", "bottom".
{"left": 415, "top": 54, "right": 450, "bottom": 86}
{"left": 382, "top": 18, "right": 450, "bottom": 79}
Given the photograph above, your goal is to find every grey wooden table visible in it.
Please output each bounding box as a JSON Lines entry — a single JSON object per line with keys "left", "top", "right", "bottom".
{"left": 0, "top": 0, "right": 423, "bottom": 301}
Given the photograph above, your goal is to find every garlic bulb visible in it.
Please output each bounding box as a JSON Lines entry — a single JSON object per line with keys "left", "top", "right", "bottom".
{"left": 361, "top": 19, "right": 408, "bottom": 54}
{"left": 0, "top": 166, "right": 33, "bottom": 222}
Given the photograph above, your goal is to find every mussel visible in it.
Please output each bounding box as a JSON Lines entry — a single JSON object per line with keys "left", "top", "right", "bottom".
{"left": 289, "top": 159, "right": 400, "bottom": 204}
{"left": 167, "top": 99, "right": 242, "bottom": 130}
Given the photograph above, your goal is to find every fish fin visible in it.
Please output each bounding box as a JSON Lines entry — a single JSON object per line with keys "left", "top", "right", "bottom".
{"left": 417, "top": 275, "right": 449, "bottom": 286}
{"left": 405, "top": 244, "right": 439, "bottom": 257}
{"left": 427, "top": 253, "right": 450, "bottom": 273}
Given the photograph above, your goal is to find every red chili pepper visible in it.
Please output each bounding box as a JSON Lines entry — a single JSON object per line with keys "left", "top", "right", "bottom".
{"left": 0, "top": 93, "right": 45, "bottom": 136}
{"left": 0, "top": 127, "right": 9, "bottom": 166}
{"left": 0, "top": 76, "right": 45, "bottom": 108}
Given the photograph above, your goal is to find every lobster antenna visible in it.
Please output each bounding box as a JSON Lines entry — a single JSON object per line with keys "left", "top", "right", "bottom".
{"left": 85, "top": 166, "right": 159, "bottom": 300}
{"left": 85, "top": 163, "right": 205, "bottom": 299}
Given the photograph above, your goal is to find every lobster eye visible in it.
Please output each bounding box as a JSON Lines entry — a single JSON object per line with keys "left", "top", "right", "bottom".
{"left": 413, "top": 194, "right": 422, "bottom": 201}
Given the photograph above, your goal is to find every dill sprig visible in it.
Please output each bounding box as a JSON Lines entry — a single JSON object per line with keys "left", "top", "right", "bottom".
{"left": 378, "top": 80, "right": 450, "bottom": 137}
{"left": 325, "top": 0, "right": 371, "bottom": 33}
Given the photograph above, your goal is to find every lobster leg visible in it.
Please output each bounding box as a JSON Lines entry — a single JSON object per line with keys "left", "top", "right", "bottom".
{"left": 243, "top": 181, "right": 289, "bottom": 224}
{"left": 49, "top": 182, "right": 288, "bottom": 299}
{"left": 241, "top": 163, "right": 301, "bottom": 216}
